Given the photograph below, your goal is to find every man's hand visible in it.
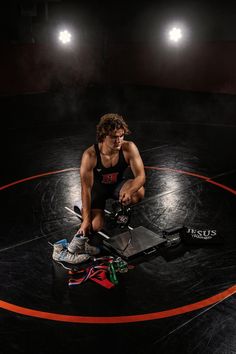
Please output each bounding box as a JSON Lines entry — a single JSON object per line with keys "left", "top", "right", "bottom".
{"left": 76, "top": 220, "right": 91, "bottom": 236}
{"left": 119, "top": 189, "right": 133, "bottom": 206}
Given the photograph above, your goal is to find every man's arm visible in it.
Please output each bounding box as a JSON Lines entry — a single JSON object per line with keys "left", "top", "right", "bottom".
{"left": 127, "top": 142, "right": 146, "bottom": 193}
{"left": 78, "top": 148, "right": 95, "bottom": 235}
{"left": 119, "top": 142, "right": 145, "bottom": 204}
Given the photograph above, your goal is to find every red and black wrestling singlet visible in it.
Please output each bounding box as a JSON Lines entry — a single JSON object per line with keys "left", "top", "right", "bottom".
{"left": 93, "top": 144, "right": 128, "bottom": 185}
{"left": 102, "top": 172, "right": 119, "bottom": 184}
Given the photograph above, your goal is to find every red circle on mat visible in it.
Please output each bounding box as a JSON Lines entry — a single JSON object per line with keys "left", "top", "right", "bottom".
{"left": 0, "top": 166, "right": 236, "bottom": 324}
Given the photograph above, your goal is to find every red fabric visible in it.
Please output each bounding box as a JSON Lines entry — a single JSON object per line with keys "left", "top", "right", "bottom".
{"left": 68, "top": 264, "right": 115, "bottom": 289}
{"left": 90, "top": 270, "right": 115, "bottom": 289}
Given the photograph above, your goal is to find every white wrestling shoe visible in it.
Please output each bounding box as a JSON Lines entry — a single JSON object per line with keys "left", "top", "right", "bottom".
{"left": 67, "top": 235, "right": 100, "bottom": 255}
{"left": 52, "top": 240, "right": 90, "bottom": 264}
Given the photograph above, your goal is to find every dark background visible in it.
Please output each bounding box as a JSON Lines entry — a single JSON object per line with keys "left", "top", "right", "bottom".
{"left": 1, "top": 0, "right": 236, "bottom": 130}
{"left": 1, "top": 0, "right": 236, "bottom": 95}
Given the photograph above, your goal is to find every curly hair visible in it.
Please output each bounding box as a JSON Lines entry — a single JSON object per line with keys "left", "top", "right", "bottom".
{"left": 96, "top": 113, "right": 131, "bottom": 142}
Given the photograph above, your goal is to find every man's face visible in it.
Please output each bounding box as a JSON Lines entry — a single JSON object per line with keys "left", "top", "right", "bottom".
{"left": 104, "top": 129, "right": 125, "bottom": 150}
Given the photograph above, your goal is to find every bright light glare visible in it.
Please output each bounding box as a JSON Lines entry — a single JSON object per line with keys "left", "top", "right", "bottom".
{"left": 58, "top": 30, "right": 72, "bottom": 44}
{"left": 168, "top": 27, "right": 182, "bottom": 42}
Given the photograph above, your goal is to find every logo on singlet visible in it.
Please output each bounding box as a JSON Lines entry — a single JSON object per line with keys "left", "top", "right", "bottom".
{"left": 102, "top": 172, "right": 119, "bottom": 184}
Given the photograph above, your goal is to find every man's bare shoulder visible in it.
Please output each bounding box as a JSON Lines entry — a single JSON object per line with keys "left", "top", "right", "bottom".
{"left": 122, "top": 140, "right": 138, "bottom": 153}
{"left": 83, "top": 145, "right": 96, "bottom": 157}
{"left": 81, "top": 145, "right": 97, "bottom": 168}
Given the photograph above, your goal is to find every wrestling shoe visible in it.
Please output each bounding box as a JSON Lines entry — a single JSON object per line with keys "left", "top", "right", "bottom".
{"left": 52, "top": 240, "right": 90, "bottom": 264}
{"left": 67, "top": 235, "right": 100, "bottom": 255}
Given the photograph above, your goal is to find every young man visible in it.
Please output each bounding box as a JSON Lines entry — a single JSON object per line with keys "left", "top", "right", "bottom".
{"left": 53, "top": 113, "right": 145, "bottom": 264}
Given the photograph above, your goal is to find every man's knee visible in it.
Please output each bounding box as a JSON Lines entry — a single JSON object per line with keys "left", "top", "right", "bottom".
{"left": 131, "top": 186, "right": 145, "bottom": 204}
{"left": 91, "top": 210, "right": 104, "bottom": 232}
{"left": 92, "top": 222, "right": 103, "bottom": 233}
{"left": 138, "top": 186, "right": 145, "bottom": 200}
